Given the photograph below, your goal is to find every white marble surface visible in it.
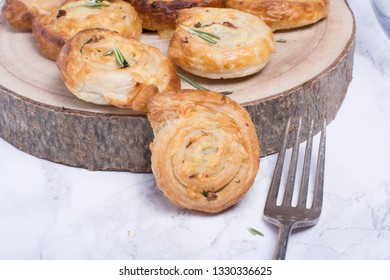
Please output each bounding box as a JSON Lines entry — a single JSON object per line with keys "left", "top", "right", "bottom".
{"left": 1, "top": 0, "right": 390, "bottom": 260}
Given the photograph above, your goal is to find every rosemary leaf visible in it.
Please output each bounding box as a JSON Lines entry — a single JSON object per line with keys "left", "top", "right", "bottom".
{"left": 192, "top": 29, "right": 220, "bottom": 40}
{"left": 112, "top": 44, "right": 129, "bottom": 68}
{"left": 181, "top": 25, "right": 219, "bottom": 44}
{"left": 177, "top": 73, "right": 208, "bottom": 90}
{"left": 194, "top": 33, "right": 218, "bottom": 44}
{"left": 177, "top": 73, "right": 232, "bottom": 95}
{"left": 276, "top": 38, "right": 287, "bottom": 43}
{"left": 247, "top": 227, "right": 264, "bottom": 237}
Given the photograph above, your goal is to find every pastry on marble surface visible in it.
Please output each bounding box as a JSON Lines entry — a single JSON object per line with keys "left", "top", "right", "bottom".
{"left": 1, "top": 0, "right": 65, "bottom": 31}
{"left": 168, "top": 7, "right": 275, "bottom": 79}
{"left": 147, "top": 89, "right": 260, "bottom": 213}
{"left": 128, "top": 0, "right": 224, "bottom": 36}
{"left": 225, "top": 0, "right": 329, "bottom": 31}
{"left": 56, "top": 28, "right": 180, "bottom": 112}
{"left": 32, "top": 0, "right": 142, "bottom": 60}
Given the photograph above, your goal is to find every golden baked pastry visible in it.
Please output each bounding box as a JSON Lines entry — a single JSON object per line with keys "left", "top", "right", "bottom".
{"left": 56, "top": 28, "right": 180, "bottom": 112}
{"left": 129, "top": 0, "right": 224, "bottom": 36}
{"left": 147, "top": 89, "right": 260, "bottom": 213}
{"left": 168, "top": 7, "right": 275, "bottom": 79}
{"left": 2, "top": 0, "right": 64, "bottom": 31}
{"left": 225, "top": 0, "right": 329, "bottom": 31}
{"left": 32, "top": 0, "right": 142, "bottom": 60}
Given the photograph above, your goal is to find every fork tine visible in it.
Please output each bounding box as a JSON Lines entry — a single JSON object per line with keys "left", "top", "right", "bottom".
{"left": 282, "top": 117, "right": 302, "bottom": 206}
{"left": 312, "top": 118, "right": 326, "bottom": 210}
{"left": 297, "top": 118, "right": 315, "bottom": 208}
{"left": 266, "top": 117, "right": 291, "bottom": 205}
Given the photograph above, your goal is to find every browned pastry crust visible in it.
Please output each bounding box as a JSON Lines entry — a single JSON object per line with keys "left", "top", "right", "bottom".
{"left": 147, "top": 90, "right": 260, "bottom": 213}
{"left": 32, "top": 0, "right": 142, "bottom": 60}
{"left": 2, "top": 0, "right": 64, "bottom": 31}
{"left": 56, "top": 28, "right": 180, "bottom": 112}
{"left": 128, "top": 0, "right": 224, "bottom": 32}
{"left": 168, "top": 7, "right": 275, "bottom": 79}
{"left": 225, "top": 0, "right": 329, "bottom": 31}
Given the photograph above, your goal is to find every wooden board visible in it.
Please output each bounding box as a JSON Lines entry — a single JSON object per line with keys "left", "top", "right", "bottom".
{"left": 0, "top": 0, "right": 355, "bottom": 172}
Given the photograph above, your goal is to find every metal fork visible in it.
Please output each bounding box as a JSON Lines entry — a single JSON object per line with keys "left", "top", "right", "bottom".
{"left": 263, "top": 116, "right": 326, "bottom": 260}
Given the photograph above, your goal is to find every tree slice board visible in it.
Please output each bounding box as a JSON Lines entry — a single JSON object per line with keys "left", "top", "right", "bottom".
{"left": 0, "top": 0, "right": 355, "bottom": 172}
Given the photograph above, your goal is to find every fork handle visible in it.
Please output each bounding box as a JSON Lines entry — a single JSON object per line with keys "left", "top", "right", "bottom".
{"left": 273, "top": 223, "right": 294, "bottom": 260}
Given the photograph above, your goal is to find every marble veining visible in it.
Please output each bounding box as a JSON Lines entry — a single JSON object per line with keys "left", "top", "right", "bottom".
{"left": 1, "top": 0, "right": 390, "bottom": 259}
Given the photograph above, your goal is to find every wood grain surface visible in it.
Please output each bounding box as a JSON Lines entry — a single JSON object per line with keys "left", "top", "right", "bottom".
{"left": 0, "top": 0, "right": 355, "bottom": 172}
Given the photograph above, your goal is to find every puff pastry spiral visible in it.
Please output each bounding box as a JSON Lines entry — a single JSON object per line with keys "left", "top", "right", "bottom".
{"left": 2, "top": 0, "right": 64, "bottom": 31}
{"left": 225, "top": 0, "right": 329, "bottom": 31}
{"left": 168, "top": 7, "right": 275, "bottom": 79}
{"left": 56, "top": 28, "right": 180, "bottom": 111}
{"left": 147, "top": 90, "right": 260, "bottom": 213}
{"left": 32, "top": 0, "right": 142, "bottom": 60}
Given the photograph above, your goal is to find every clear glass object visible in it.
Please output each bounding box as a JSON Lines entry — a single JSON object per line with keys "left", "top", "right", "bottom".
{"left": 371, "top": 0, "right": 390, "bottom": 38}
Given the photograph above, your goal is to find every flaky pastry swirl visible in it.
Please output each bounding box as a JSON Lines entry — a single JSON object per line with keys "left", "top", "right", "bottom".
{"left": 56, "top": 28, "right": 180, "bottom": 111}
{"left": 225, "top": 0, "right": 329, "bottom": 31}
{"left": 32, "top": 0, "right": 142, "bottom": 60}
{"left": 168, "top": 7, "right": 275, "bottom": 79}
{"left": 147, "top": 90, "right": 260, "bottom": 213}
{"left": 2, "top": 0, "right": 64, "bottom": 31}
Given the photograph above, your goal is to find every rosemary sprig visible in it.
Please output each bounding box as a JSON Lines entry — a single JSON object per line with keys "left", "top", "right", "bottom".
{"left": 112, "top": 44, "right": 129, "bottom": 68}
{"left": 177, "top": 73, "right": 208, "bottom": 90}
{"left": 177, "top": 73, "right": 232, "bottom": 95}
{"left": 192, "top": 29, "right": 220, "bottom": 39}
{"left": 104, "top": 44, "right": 129, "bottom": 68}
{"left": 68, "top": 0, "right": 110, "bottom": 8}
{"left": 247, "top": 227, "right": 264, "bottom": 237}
{"left": 181, "top": 25, "right": 220, "bottom": 44}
